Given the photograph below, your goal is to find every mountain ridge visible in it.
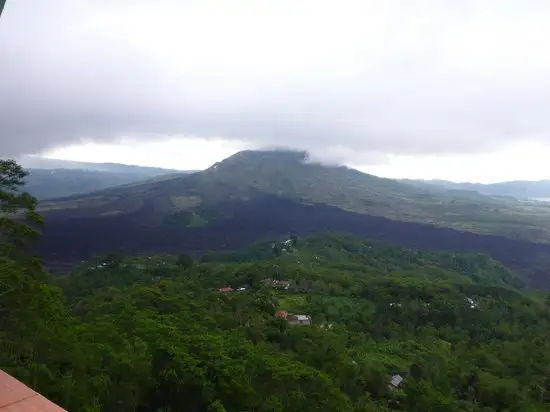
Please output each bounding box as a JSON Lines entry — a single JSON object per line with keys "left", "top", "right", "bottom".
{"left": 25, "top": 167, "right": 190, "bottom": 200}
{"left": 17, "top": 155, "right": 193, "bottom": 174}
{"left": 10, "top": 157, "right": 197, "bottom": 200}
{"left": 403, "top": 178, "right": 550, "bottom": 200}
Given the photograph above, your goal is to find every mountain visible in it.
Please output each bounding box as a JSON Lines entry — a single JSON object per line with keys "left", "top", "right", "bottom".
{"left": 39, "top": 150, "right": 550, "bottom": 241}
{"left": 33, "top": 150, "right": 550, "bottom": 287}
{"left": 403, "top": 178, "right": 550, "bottom": 200}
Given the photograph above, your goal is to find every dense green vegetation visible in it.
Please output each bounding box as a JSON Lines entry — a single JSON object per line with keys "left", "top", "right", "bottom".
{"left": 4, "top": 158, "right": 550, "bottom": 411}
{"left": 202, "top": 234, "right": 524, "bottom": 288}
{"left": 9, "top": 233, "right": 550, "bottom": 411}
{"left": 38, "top": 150, "right": 550, "bottom": 243}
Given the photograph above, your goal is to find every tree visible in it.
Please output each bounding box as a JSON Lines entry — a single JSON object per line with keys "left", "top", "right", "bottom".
{"left": 103, "top": 253, "right": 124, "bottom": 269}
{"left": 176, "top": 252, "right": 194, "bottom": 269}
{"left": 0, "top": 160, "right": 43, "bottom": 264}
{"left": 208, "top": 400, "right": 228, "bottom": 412}
{"left": 272, "top": 243, "right": 282, "bottom": 257}
{"left": 0, "top": 160, "right": 75, "bottom": 406}
{"left": 0, "top": 0, "right": 6, "bottom": 21}
{"left": 0, "top": 160, "right": 46, "bottom": 322}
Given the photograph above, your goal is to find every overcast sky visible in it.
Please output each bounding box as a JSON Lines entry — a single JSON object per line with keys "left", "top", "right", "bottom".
{"left": 2, "top": 0, "right": 550, "bottom": 182}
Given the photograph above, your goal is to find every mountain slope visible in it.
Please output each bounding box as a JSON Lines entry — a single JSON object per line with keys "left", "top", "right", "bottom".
{"left": 202, "top": 233, "right": 524, "bottom": 288}
{"left": 36, "top": 194, "right": 550, "bottom": 288}
{"left": 40, "top": 150, "right": 550, "bottom": 242}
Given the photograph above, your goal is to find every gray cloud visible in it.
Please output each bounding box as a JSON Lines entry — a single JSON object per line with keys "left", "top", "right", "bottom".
{"left": 2, "top": 0, "right": 550, "bottom": 161}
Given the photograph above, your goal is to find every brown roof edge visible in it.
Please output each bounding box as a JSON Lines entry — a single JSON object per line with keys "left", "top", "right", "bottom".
{"left": 0, "top": 369, "right": 67, "bottom": 411}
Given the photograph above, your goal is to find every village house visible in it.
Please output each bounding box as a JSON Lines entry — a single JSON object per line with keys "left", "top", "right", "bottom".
{"left": 274, "top": 311, "right": 312, "bottom": 326}
{"left": 466, "top": 297, "right": 478, "bottom": 308}
{"left": 281, "top": 239, "right": 295, "bottom": 252}
{"left": 262, "top": 279, "right": 292, "bottom": 290}
{"left": 287, "top": 314, "right": 312, "bottom": 326}
{"left": 218, "top": 287, "right": 233, "bottom": 293}
{"left": 388, "top": 374, "right": 405, "bottom": 390}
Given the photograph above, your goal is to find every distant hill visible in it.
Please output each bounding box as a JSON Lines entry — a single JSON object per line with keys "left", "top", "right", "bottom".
{"left": 16, "top": 157, "right": 195, "bottom": 200}
{"left": 25, "top": 168, "right": 190, "bottom": 200}
{"left": 17, "top": 156, "right": 194, "bottom": 175}
{"left": 402, "top": 178, "right": 550, "bottom": 200}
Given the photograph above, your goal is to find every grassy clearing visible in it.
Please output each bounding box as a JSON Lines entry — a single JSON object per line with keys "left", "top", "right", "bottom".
{"left": 277, "top": 293, "right": 307, "bottom": 311}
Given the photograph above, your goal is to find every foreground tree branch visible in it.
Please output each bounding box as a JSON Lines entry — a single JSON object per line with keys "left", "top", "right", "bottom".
{"left": 0, "top": 0, "right": 6, "bottom": 21}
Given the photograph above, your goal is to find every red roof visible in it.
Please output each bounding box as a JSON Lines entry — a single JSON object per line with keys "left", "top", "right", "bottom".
{"left": 0, "top": 369, "right": 66, "bottom": 411}
{"left": 219, "top": 287, "right": 233, "bottom": 293}
{"left": 275, "top": 310, "right": 289, "bottom": 318}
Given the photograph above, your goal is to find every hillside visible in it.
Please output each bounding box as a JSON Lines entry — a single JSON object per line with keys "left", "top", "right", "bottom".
{"left": 39, "top": 150, "right": 550, "bottom": 242}
{"left": 35, "top": 193, "right": 550, "bottom": 288}
{"left": 202, "top": 233, "right": 524, "bottom": 288}
{"left": 13, "top": 233, "right": 550, "bottom": 411}
{"left": 403, "top": 178, "right": 550, "bottom": 200}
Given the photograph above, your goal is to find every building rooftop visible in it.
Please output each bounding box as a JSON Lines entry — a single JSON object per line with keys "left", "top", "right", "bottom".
{"left": 390, "top": 374, "right": 404, "bottom": 388}
{"left": 0, "top": 369, "right": 66, "bottom": 411}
